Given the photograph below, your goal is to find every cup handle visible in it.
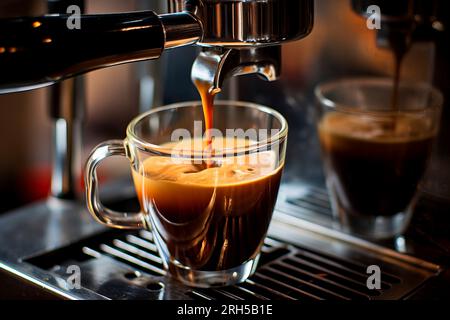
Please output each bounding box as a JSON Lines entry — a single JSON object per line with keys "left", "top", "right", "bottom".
{"left": 85, "top": 140, "right": 145, "bottom": 229}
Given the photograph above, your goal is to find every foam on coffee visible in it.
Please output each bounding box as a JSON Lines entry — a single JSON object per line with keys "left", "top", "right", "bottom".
{"left": 319, "top": 112, "right": 434, "bottom": 143}
{"left": 141, "top": 137, "right": 277, "bottom": 186}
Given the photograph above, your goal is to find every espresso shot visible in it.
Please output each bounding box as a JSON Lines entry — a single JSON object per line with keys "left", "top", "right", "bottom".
{"left": 319, "top": 113, "right": 434, "bottom": 218}
{"left": 85, "top": 101, "right": 288, "bottom": 287}
{"left": 315, "top": 78, "right": 442, "bottom": 239}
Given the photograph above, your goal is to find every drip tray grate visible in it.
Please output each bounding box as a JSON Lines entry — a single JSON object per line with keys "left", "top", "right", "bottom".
{"left": 25, "top": 222, "right": 439, "bottom": 300}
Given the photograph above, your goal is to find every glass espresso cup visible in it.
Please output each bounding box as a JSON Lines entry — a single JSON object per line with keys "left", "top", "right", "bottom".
{"left": 85, "top": 101, "right": 287, "bottom": 287}
{"left": 315, "top": 78, "right": 442, "bottom": 240}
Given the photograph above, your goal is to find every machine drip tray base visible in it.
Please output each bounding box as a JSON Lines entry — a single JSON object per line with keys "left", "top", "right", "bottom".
{"left": 0, "top": 183, "right": 445, "bottom": 300}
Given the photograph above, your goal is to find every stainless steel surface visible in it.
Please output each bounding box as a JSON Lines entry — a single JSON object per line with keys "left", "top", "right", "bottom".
{"left": 0, "top": 8, "right": 200, "bottom": 94}
{"left": 0, "top": 184, "right": 442, "bottom": 300}
{"left": 0, "top": 198, "right": 104, "bottom": 299}
{"left": 276, "top": 184, "right": 442, "bottom": 272}
{"left": 49, "top": 78, "right": 84, "bottom": 199}
{"left": 191, "top": 46, "right": 280, "bottom": 94}
{"left": 169, "top": 0, "right": 314, "bottom": 47}
{"left": 160, "top": 12, "right": 202, "bottom": 49}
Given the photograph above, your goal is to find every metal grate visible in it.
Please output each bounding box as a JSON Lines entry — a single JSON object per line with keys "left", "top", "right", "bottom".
{"left": 275, "top": 184, "right": 337, "bottom": 228}
{"left": 26, "top": 227, "right": 429, "bottom": 300}
{"left": 24, "top": 188, "right": 442, "bottom": 300}
{"left": 187, "top": 237, "right": 403, "bottom": 301}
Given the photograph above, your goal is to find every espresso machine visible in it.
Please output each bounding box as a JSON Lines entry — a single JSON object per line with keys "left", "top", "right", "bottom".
{"left": 0, "top": 0, "right": 449, "bottom": 300}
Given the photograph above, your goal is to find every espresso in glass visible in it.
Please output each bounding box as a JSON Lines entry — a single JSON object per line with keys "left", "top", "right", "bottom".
{"left": 315, "top": 78, "right": 442, "bottom": 239}
{"left": 132, "top": 138, "right": 282, "bottom": 271}
{"left": 85, "top": 101, "right": 287, "bottom": 287}
{"left": 319, "top": 113, "right": 434, "bottom": 218}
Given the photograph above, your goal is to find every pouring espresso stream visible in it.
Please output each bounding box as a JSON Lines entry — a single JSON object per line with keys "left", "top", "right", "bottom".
{"left": 193, "top": 76, "right": 219, "bottom": 167}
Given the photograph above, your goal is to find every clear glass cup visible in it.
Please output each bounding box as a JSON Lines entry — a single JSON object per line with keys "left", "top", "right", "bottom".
{"left": 315, "top": 78, "right": 442, "bottom": 240}
{"left": 85, "top": 101, "right": 287, "bottom": 287}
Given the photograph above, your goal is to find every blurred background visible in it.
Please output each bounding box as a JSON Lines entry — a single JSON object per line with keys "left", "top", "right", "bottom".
{"left": 0, "top": 0, "right": 446, "bottom": 214}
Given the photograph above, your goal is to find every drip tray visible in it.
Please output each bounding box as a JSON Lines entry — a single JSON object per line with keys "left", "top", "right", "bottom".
{"left": 0, "top": 183, "right": 443, "bottom": 300}
{"left": 24, "top": 215, "right": 441, "bottom": 300}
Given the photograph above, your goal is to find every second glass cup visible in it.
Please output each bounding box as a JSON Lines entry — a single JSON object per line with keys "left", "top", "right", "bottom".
{"left": 315, "top": 78, "right": 442, "bottom": 240}
{"left": 85, "top": 101, "right": 287, "bottom": 287}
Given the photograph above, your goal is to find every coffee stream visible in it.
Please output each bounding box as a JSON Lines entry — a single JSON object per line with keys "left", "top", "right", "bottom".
{"left": 387, "top": 43, "right": 408, "bottom": 133}
{"left": 193, "top": 79, "right": 220, "bottom": 168}
{"left": 389, "top": 0, "right": 414, "bottom": 129}
{"left": 391, "top": 51, "right": 404, "bottom": 112}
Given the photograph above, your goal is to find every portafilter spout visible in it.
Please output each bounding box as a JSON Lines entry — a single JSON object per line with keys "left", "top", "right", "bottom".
{"left": 171, "top": 0, "right": 313, "bottom": 94}
{"left": 191, "top": 46, "right": 281, "bottom": 95}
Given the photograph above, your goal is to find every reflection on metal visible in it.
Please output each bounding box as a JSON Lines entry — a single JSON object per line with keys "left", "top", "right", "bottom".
{"left": 49, "top": 77, "right": 84, "bottom": 200}
{"left": 169, "top": 0, "right": 314, "bottom": 47}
